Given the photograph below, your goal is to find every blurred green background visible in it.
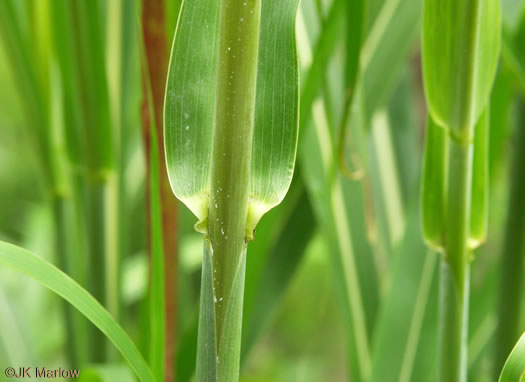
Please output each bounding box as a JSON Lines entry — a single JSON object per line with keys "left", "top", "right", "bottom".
{"left": 0, "top": 0, "right": 524, "bottom": 381}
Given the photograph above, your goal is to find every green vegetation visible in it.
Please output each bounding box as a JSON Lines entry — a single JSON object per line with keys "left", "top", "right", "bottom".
{"left": 0, "top": 1, "right": 524, "bottom": 381}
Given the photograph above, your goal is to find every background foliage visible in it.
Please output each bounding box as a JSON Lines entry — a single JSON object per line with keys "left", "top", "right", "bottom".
{"left": 0, "top": 0, "right": 524, "bottom": 381}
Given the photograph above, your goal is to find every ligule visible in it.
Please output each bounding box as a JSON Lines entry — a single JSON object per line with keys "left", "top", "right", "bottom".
{"left": 421, "top": 114, "right": 447, "bottom": 251}
{"left": 468, "top": 109, "right": 489, "bottom": 249}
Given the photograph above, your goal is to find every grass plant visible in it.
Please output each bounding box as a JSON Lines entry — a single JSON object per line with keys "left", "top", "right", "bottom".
{"left": 0, "top": 1, "right": 524, "bottom": 381}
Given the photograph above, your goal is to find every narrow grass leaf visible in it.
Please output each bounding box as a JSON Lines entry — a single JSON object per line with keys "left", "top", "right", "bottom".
{"left": 371, "top": 208, "right": 439, "bottom": 382}
{"left": 298, "top": 0, "right": 344, "bottom": 132}
{"left": 499, "top": 332, "right": 525, "bottom": 382}
{"left": 337, "top": 0, "right": 367, "bottom": 175}
{"left": 297, "top": 13, "right": 378, "bottom": 374}
{"left": 361, "top": 0, "right": 423, "bottom": 118}
{"left": 0, "top": 241, "right": 155, "bottom": 382}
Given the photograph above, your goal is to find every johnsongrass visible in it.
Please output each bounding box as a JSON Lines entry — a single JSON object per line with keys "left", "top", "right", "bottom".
{"left": 421, "top": 0, "right": 500, "bottom": 381}
{"left": 164, "top": 0, "right": 300, "bottom": 380}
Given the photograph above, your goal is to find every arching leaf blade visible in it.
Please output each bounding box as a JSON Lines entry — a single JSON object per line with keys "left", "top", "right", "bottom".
{"left": 0, "top": 241, "right": 155, "bottom": 382}
{"left": 499, "top": 332, "right": 525, "bottom": 382}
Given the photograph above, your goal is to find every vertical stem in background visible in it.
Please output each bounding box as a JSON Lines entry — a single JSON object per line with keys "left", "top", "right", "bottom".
{"left": 51, "top": 197, "right": 79, "bottom": 367}
{"left": 70, "top": 0, "right": 115, "bottom": 361}
{"left": 496, "top": 100, "right": 525, "bottom": 374}
{"left": 439, "top": 139, "right": 473, "bottom": 382}
{"left": 142, "top": 1, "right": 179, "bottom": 380}
{"left": 86, "top": 181, "right": 108, "bottom": 362}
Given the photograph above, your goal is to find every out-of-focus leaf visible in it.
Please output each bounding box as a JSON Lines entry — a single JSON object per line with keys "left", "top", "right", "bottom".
{"left": 489, "top": 69, "right": 514, "bottom": 183}
{"left": 164, "top": 0, "right": 300, "bottom": 233}
{"left": 0, "top": 0, "right": 53, "bottom": 184}
{"left": 298, "top": 0, "right": 344, "bottom": 131}
{"left": 422, "top": 0, "right": 501, "bottom": 137}
{"left": 469, "top": 110, "right": 489, "bottom": 248}
{"left": 242, "top": 183, "right": 316, "bottom": 358}
{"left": 499, "top": 332, "right": 525, "bottom": 381}
{"left": 501, "top": 12, "right": 525, "bottom": 97}
{"left": 371, "top": 208, "right": 439, "bottom": 382}
{"left": 77, "top": 365, "right": 135, "bottom": 382}
{"left": 0, "top": 241, "right": 155, "bottom": 382}
{"left": 337, "top": 0, "right": 366, "bottom": 175}
{"left": 0, "top": 288, "right": 31, "bottom": 367}
{"left": 297, "top": 6, "right": 379, "bottom": 375}
{"left": 297, "top": 0, "right": 428, "bottom": 378}
{"left": 70, "top": 0, "right": 114, "bottom": 175}
{"left": 361, "top": 0, "right": 423, "bottom": 119}
{"left": 421, "top": 114, "right": 446, "bottom": 250}
{"left": 496, "top": 102, "right": 525, "bottom": 375}
{"left": 501, "top": 0, "right": 525, "bottom": 30}
{"left": 368, "top": 111, "right": 406, "bottom": 251}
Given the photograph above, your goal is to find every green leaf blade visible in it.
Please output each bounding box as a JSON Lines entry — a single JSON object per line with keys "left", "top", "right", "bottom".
{"left": 249, "top": 0, "right": 300, "bottom": 233}
{"left": 164, "top": 0, "right": 300, "bottom": 235}
{"left": 164, "top": 0, "right": 219, "bottom": 225}
{"left": 0, "top": 241, "right": 155, "bottom": 382}
{"left": 499, "top": 332, "right": 525, "bottom": 382}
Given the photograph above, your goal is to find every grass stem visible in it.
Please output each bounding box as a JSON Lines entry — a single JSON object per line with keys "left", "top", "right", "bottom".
{"left": 195, "top": 0, "right": 261, "bottom": 380}
{"left": 87, "top": 181, "right": 108, "bottom": 362}
{"left": 208, "top": 0, "right": 260, "bottom": 341}
{"left": 439, "top": 138, "right": 473, "bottom": 382}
